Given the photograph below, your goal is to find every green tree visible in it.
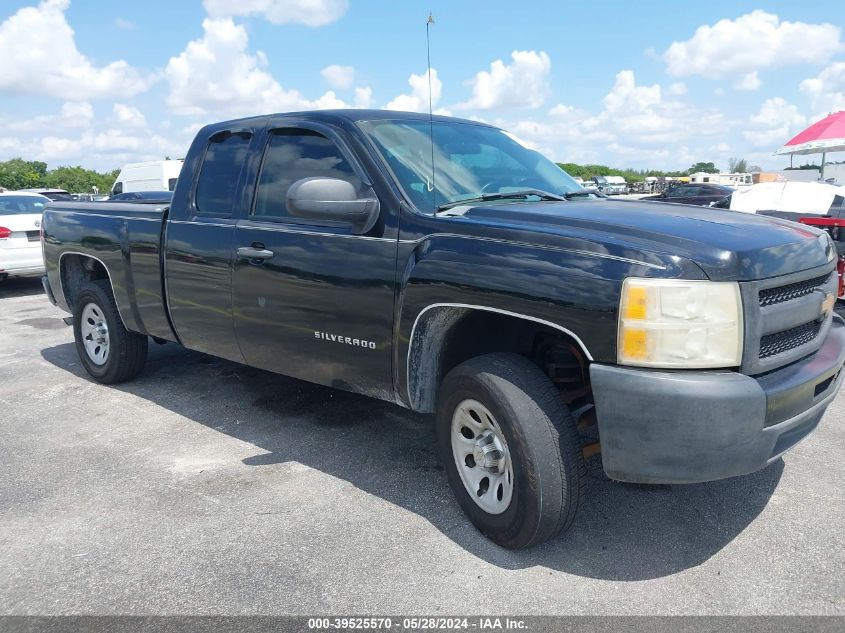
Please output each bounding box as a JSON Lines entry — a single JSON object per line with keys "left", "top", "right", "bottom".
{"left": 687, "top": 162, "right": 718, "bottom": 174}
{"left": 558, "top": 163, "right": 688, "bottom": 182}
{"left": 0, "top": 158, "right": 48, "bottom": 190}
{"left": 43, "top": 165, "right": 116, "bottom": 193}
{"left": 728, "top": 157, "right": 748, "bottom": 173}
{"left": 0, "top": 158, "right": 119, "bottom": 193}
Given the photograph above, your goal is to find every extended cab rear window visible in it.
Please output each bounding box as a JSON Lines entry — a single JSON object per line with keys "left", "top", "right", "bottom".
{"left": 195, "top": 131, "right": 252, "bottom": 216}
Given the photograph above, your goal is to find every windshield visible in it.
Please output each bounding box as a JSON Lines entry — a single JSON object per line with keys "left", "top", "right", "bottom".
{"left": 0, "top": 195, "right": 48, "bottom": 215}
{"left": 359, "top": 119, "right": 584, "bottom": 213}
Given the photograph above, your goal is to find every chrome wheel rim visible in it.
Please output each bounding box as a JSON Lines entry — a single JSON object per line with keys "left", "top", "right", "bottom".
{"left": 450, "top": 399, "right": 514, "bottom": 515}
{"left": 80, "top": 303, "right": 109, "bottom": 366}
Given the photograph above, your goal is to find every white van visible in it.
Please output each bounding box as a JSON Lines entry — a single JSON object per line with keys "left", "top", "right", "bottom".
{"left": 111, "top": 160, "right": 184, "bottom": 195}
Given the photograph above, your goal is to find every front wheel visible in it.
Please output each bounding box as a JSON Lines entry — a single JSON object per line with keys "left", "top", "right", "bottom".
{"left": 72, "top": 281, "right": 148, "bottom": 384}
{"left": 436, "top": 353, "right": 586, "bottom": 549}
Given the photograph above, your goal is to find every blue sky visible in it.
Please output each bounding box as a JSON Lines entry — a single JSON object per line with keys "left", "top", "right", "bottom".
{"left": 0, "top": 0, "right": 843, "bottom": 172}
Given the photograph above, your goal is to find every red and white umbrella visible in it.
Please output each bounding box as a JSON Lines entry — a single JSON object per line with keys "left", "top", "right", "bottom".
{"left": 775, "top": 110, "right": 845, "bottom": 179}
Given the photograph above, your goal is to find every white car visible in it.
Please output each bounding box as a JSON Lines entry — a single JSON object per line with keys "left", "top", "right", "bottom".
{"left": 0, "top": 191, "right": 49, "bottom": 280}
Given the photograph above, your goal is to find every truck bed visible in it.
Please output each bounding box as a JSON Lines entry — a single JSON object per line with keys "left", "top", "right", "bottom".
{"left": 42, "top": 201, "right": 176, "bottom": 342}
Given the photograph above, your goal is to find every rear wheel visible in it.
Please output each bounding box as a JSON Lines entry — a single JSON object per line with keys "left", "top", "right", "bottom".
{"left": 72, "top": 281, "right": 147, "bottom": 384}
{"left": 436, "top": 353, "right": 586, "bottom": 549}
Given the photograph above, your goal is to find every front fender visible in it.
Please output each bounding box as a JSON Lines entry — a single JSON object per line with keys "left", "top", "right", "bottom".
{"left": 394, "top": 234, "right": 684, "bottom": 409}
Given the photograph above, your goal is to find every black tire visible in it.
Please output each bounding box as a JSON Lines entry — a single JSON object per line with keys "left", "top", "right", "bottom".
{"left": 72, "top": 281, "right": 148, "bottom": 384}
{"left": 436, "top": 353, "right": 586, "bottom": 549}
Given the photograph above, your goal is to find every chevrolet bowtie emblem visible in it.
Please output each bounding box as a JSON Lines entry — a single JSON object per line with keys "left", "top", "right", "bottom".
{"left": 821, "top": 292, "right": 836, "bottom": 318}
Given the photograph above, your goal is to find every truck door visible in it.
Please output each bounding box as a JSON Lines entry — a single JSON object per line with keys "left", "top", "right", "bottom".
{"left": 164, "top": 129, "right": 255, "bottom": 363}
{"left": 231, "top": 126, "right": 397, "bottom": 399}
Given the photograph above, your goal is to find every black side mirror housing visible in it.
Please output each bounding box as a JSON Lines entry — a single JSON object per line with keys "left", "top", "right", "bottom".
{"left": 286, "top": 177, "right": 380, "bottom": 234}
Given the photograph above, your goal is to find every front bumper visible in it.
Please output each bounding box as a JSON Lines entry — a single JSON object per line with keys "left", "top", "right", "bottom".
{"left": 590, "top": 315, "right": 845, "bottom": 484}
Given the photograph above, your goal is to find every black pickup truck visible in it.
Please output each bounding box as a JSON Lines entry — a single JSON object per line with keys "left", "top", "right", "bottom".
{"left": 41, "top": 110, "right": 845, "bottom": 549}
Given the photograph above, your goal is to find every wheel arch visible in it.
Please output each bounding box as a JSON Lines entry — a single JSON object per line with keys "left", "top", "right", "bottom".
{"left": 58, "top": 252, "right": 128, "bottom": 329}
{"left": 404, "top": 303, "right": 593, "bottom": 412}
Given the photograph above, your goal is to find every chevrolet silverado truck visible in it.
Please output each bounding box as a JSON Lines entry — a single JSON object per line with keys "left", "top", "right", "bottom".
{"left": 41, "top": 110, "right": 845, "bottom": 549}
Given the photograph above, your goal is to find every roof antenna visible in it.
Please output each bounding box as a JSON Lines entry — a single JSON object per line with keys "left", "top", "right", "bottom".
{"left": 426, "top": 12, "right": 437, "bottom": 211}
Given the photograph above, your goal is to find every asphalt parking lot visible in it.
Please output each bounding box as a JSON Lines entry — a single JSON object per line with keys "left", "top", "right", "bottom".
{"left": 0, "top": 277, "right": 843, "bottom": 615}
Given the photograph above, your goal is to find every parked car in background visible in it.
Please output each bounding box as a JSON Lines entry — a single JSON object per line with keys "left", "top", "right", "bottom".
{"left": 107, "top": 191, "right": 173, "bottom": 203}
{"left": 641, "top": 182, "right": 733, "bottom": 206}
{"left": 111, "top": 160, "right": 183, "bottom": 196}
{"left": 603, "top": 175, "right": 627, "bottom": 195}
{"left": 19, "top": 188, "right": 72, "bottom": 201}
{"left": 590, "top": 175, "right": 608, "bottom": 192}
{"left": 590, "top": 175, "right": 626, "bottom": 195}
{"left": 0, "top": 191, "right": 49, "bottom": 280}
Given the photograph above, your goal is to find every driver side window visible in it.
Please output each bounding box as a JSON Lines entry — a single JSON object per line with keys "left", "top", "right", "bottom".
{"left": 252, "top": 129, "right": 361, "bottom": 220}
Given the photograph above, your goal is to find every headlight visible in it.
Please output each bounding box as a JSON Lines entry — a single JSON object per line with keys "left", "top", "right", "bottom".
{"left": 618, "top": 278, "right": 743, "bottom": 369}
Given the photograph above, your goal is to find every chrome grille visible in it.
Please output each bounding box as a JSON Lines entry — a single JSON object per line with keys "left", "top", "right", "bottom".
{"left": 740, "top": 263, "right": 837, "bottom": 375}
{"left": 758, "top": 273, "right": 831, "bottom": 307}
{"left": 759, "top": 321, "right": 822, "bottom": 359}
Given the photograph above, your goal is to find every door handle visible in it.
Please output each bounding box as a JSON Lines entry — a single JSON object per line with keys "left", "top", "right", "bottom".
{"left": 237, "top": 246, "right": 275, "bottom": 260}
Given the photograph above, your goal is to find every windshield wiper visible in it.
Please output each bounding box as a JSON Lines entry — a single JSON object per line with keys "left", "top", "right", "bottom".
{"left": 435, "top": 189, "right": 567, "bottom": 213}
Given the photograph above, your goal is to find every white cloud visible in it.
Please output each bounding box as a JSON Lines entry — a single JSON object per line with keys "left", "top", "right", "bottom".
{"left": 353, "top": 87, "right": 373, "bottom": 109}
{"left": 748, "top": 97, "right": 806, "bottom": 128}
{"left": 0, "top": 0, "right": 152, "bottom": 100}
{"left": 602, "top": 70, "right": 661, "bottom": 114}
{"left": 456, "top": 50, "right": 551, "bottom": 111}
{"left": 58, "top": 101, "right": 94, "bottom": 127}
{"left": 0, "top": 125, "right": 187, "bottom": 169}
{"left": 663, "top": 11, "right": 842, "bottom": 79}
{"left": 743, "top": 97, "right": 807, "bottom": 148}
{"left": 800, "top": 62, "right": 845, "bottom": 114}
{"left": 385, "top": 69, "right": 442, "bottom": 113}
{"left": 309, "top": 90, "right": 347, "bottom": 109}
{"left": 164, "top": 18, "right": 351, "bottom": 117}
{"left": 112, "top": 104, "right": 147, "bottom": 128}
{"left": 10, "top": 101, "right": 94, "bottom": 133}
{"left": 321, "top": 64, "right": 355, "bottom": 89}
{"left": 733, "top": 71, "right": 761, "bottom": 92}
{"left": 114, "top": 17, "right": 134, "bottom": 30}
{"left": 668, "top": 82, "right": 687, "bottom": 96}
{"left": 504, "top": 70, "right": 726, "bottom": 170}
{"left": 202, "top": 0, "right": 348, "bottom": 27}
{"left": 548, "top": 103, "right": 586, "bottom": 121}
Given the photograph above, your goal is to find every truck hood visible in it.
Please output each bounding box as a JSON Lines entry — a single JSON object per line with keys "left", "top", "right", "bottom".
{"left": 445, "top": 198, "right": 833, "bottom": 281}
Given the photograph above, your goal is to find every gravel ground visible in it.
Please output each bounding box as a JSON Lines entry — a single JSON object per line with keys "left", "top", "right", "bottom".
{"left": 0, "top": 277, "right": 843, "bottom": 615}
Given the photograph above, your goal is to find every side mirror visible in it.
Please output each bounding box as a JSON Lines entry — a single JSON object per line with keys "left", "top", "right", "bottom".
{"left": 286, "top": 177, "right": 379, "bottom": 235}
